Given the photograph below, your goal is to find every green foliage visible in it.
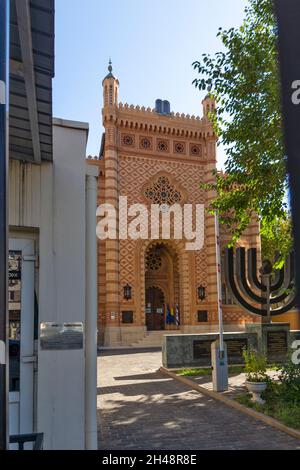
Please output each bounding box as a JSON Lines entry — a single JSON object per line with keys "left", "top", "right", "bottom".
{"left": 193, "top": 0, "right": 291, "bottom": 251}
{"left": 278, "top": 356, "right": 300, "bottom": 403}
{"left": 261, "top": 216, "right": 293, "bottom": 268}
{"left": 236, "top": 357, "right": 300, "bottom": 429}
{"left": 235, "top": 391, "right": 300, "bottom": 430}
{"left": 176, "top": 365, "right": 245, "bottom": 377}
{"left": 243, "top": 346, "right": 268, "bottom": 382}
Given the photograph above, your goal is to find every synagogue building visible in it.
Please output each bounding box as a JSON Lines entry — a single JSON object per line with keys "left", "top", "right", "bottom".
{"left": 88, "top": 64, "right": 264, "bottom": 347}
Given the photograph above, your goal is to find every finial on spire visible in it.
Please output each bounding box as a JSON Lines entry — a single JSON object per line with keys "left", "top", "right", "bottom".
{"left": 103, "top": 58, "right": 117, "bottom": 84}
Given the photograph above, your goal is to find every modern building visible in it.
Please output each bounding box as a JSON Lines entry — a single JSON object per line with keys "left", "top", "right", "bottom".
{"left": 8, "top": 0, "right": 98, "bottom": 450}
{"left": 88, "top": 65, "right": 266, "bottom": 348}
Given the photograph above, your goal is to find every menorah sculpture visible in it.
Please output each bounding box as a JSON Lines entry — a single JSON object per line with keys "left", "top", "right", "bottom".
{"left": 225, "top": 247, "right": 297, "bottom": 321}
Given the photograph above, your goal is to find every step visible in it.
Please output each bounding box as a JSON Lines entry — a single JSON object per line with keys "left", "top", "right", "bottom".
{"left": 130, "top": 330, "right": 181, "bottom": 348}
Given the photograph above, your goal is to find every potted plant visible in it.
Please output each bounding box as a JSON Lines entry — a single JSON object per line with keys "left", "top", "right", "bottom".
{"left": 243, "top": 346, "right": 268, "bottom": 405}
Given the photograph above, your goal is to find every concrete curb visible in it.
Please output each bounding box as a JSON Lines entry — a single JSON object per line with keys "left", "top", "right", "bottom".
{"left": 159, "top": 366, "right": 300, "bottom": 442}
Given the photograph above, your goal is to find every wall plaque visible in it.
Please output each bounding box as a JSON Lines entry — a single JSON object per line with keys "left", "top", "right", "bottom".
{"left": 40, "top": 322, "right": 84, "bottom": 351}
{"left": 267, "top": 330, "right": 288, "bottom": 360}
{"left": 226, "top": 338, "right": 248, "bottom": 363}
{"left": 193, "top": 340, "right": 211, "bottom": 360}
{"left": 193, "top": 337, "right": 249, "bottom": 364}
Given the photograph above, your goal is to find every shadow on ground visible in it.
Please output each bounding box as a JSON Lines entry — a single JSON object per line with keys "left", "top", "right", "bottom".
{"left": 97, "top": 368, "right": 300, "bottom": 450}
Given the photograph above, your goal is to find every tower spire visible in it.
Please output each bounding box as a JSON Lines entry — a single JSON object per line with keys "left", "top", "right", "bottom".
{"left": 103, "top": 58, "right": 116, "bottom": 82}
{"left": 102, "top": 59, "right": 119, "bottom": 108}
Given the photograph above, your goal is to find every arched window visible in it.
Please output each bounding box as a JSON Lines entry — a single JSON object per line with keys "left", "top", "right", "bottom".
{"left": 109, "top": 85, "right": 113, "bottom": 105}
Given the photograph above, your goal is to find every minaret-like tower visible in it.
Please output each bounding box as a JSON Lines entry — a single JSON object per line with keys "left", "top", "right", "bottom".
{"left": 102, "top": 61, "right": 120, "bottom": 345}
{"left": 202, "top": 94, "right": 216, "bottom": 119}
{"left": 102, "top": 59, "right": 119, "bottom": 108}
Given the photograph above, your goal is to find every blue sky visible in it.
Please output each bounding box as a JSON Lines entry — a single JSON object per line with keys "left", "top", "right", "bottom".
{"left": 53, "top": 0, "right": 248, "bottom": 165}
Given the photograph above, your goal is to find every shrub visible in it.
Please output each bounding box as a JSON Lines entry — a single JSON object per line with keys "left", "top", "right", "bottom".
{"left": 278, "top": 355, "right": 300, "bottom": 404}
{"left": 243, "top": 346, "right": 268, "bottom": 382}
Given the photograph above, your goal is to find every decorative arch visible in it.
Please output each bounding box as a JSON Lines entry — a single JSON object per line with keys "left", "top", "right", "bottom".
{"left": 138, "top": 239, "right": 190, "bottom": 330}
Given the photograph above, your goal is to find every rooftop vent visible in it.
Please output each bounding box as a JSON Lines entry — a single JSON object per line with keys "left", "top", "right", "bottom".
{"left": 155, "top": 99, "right": 171, "bottom": 115}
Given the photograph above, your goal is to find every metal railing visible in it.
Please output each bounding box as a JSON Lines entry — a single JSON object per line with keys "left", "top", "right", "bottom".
{"left": 9, "top": 433, "right": 44, "bottom": 450}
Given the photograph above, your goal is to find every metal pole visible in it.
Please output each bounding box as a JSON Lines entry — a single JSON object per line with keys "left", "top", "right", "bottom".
{"left": 0, "top": 0, "right": 9, "bottom": 451}
{"left": 214, "top": 211, "right": 224, "bottom": 355}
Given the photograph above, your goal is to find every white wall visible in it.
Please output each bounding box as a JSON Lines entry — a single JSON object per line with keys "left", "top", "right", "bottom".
{"left": 37, "top": 119, "right": 89, "bottom": 450}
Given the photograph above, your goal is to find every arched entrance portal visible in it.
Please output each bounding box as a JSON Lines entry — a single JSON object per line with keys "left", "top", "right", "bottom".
{"left": 145, "top": 243, "right": 180, "bottom": 331}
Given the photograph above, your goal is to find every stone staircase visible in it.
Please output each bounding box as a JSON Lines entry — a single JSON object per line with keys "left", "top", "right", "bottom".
{"left": 130, "top": 330, "right": 180, "bottom": 348}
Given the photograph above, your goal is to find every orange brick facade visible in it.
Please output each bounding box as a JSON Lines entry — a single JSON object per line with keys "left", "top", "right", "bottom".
{"left": 88, "top": 65, "right": 262, "bottom": 347}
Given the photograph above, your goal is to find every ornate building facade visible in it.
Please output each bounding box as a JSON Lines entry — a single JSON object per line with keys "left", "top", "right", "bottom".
{"left": 88, "top": 64, "right": 262, "bottom": 347}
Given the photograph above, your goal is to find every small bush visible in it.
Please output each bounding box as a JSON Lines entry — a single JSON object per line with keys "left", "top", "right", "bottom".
{"left": 279, "top": 357, "right": 300, "bottom": 386}
{"left": 243, "top": 346, "right": 268, "bottom": 382}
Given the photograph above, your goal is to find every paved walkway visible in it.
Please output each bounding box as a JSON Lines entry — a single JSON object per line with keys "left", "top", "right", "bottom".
{"left": 97, "top": 349, "right": 300, "bottom": 450}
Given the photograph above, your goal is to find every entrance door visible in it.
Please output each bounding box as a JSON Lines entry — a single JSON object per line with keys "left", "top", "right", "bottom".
{"left": 8, "top": 239, "right": 35, "bottom": 442}
{"left": 146, "top": 287, "right": 165, "bottom": 331}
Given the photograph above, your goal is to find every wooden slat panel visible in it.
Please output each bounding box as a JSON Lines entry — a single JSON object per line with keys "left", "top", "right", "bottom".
{"left": 9, "top": 126, "right": 32, "bottom": 140}
{"left": 10, "top": 135, "right": 34, "bottom": 150}
{"left": 10, "top": 143, "right": 34, "bottom": 157}
{"left": 9, "top": 103, "right": 29, "bottom": 121}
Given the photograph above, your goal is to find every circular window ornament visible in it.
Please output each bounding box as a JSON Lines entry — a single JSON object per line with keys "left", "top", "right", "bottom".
{"left": 174, "top": 142, "right": 185, "bottom": 154}
{"left": 146, "top": 251, "right": 162, "bottom": 271}
{"left": 157, "top": 140, "right": 169, "bottom": 152}
{"left": 122, "top": 134, "right": 134, "bottom": 146}
{"left": 190, "top": 144, "right": 202, "bottom": 157}
{"left": 140, "top": 137, "right": 151, "bottom": 150}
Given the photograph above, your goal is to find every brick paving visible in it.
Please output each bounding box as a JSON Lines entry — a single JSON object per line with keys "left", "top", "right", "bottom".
{"left": 97, "top": 349, "right": 300, "bottom": 450}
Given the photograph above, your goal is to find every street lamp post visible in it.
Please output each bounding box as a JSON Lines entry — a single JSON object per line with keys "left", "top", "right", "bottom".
{"left": 0, "top": 0, "right": 9, "bottom": 451}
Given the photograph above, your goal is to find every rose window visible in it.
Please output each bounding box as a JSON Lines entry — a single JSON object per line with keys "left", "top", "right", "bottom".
{"left": 157, "top": 140, "right": 169, "bottom": 152}
{"left": 146, "top": 250, "right": 162, "bottom": 271}
{"left": 144, "top": 176, "right": 183, "bottom": 206}
{"left": 140, "top": 137, "right": 151, "bottom": 149}
{"left": 174, "top": 142, "right": 185, "bottom": 154}
{"left": 122, "top": 134, "right": 134, "bottom": 146}
{"left": 190, "top": 144, "right": 202, "bottom": 156}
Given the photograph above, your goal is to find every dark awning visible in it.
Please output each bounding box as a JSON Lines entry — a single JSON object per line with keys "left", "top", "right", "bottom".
{"left": 9, "top": 0, "right": 55, "bottom": 163}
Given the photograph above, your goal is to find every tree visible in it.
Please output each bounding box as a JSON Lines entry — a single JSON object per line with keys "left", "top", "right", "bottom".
{"left": 193, "top": 0, "right": 291, "bottom": 262}
{"left": 261, "top": 216, "right": 293, "bottom": 267}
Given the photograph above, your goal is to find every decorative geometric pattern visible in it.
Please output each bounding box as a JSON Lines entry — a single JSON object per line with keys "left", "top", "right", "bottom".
{"left": 119, "top": 156, "right": 206, "bottom": 207}
{"left": 118, "top": 156, "right": 207, "bottom": 319}
{"left": 157, "top": 139, "right": 169, "bottom": 153}
{"left": 119, "top": 240, "right": 136, "bottom": 300}
{"left": 122, "top": 134, "right": 135, "bottom": 146}
{"left": 146, "top": 248, "right": 162, "bottom": 271}
{"left": 140, "top": 136, "right": 152, "bottom": 150}
{"left": 174, "top": 142, "right": 186, "bottom": 154}
{"left": 190, "top": 144, "right": 202, "bottom": 157}
{"left": 195, "top": 248, "right": 208, "bottom": 301}
{"left": 144, "top": 175, "right": 183, "bottom": 206}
